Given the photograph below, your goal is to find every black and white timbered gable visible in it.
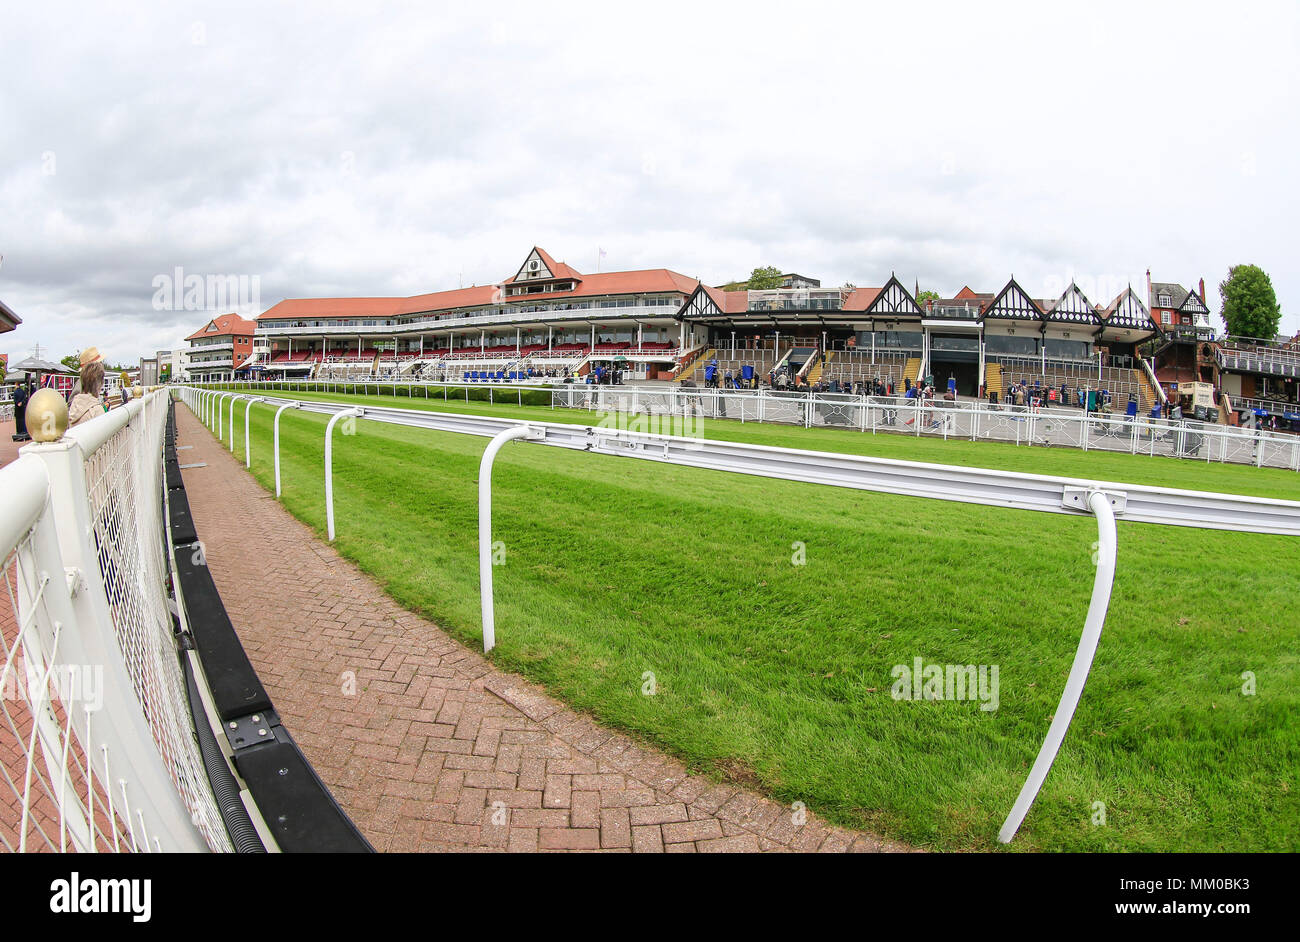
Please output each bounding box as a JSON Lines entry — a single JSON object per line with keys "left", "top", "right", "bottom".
{"left": 677, "top": 284, "right": 725, "bottom": 322}
{"left": 1178, "top": 290, "right": 1210, "bottom": 318}
{"left": 865, "top": 274, "right": 925, "bottom": 319}
{"left": 1044, "top": 283, "right": 1101, "bottom": 327}
{"left": 1103, "top": 287, "right": 1157, "bottom": 333}
{"left": 982, "top": 278, "right": 1043, "bottom": 323}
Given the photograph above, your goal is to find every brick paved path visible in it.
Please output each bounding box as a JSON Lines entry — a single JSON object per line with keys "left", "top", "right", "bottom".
{"left": 175, "top": 405, "right": 906, "bottom": 853}
{"left": 0, "top": 419, "right": 20, "bottom": 470}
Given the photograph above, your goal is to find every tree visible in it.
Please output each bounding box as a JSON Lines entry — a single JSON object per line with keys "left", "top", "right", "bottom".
{"left": 1219, "top": 264, "right": 1281, "bottom": 340}
{"left": 60, "top": 353, "right": 80, "bottom": 371}
{"left": 916, "top": 289, "right": 940, "bottom": 305}
{"left": 747, "top": 266, "right": 784, "bottom": 290}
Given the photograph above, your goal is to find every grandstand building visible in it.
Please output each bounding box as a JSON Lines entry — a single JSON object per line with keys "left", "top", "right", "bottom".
{"left": 189, "top": 247, "right": 1169, "bottom": 410}
{"left": 680, "top": 274, "right": 1161, "bottom": 402}
{"left": 247, "top": 248, "right": 698, "bottom": 383}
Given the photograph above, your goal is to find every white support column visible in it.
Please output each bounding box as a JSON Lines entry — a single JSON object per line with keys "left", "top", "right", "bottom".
{"left": 478, "top": 425, "right": 544, "bottom": 653}
{"left": 998, "top": 489, "right": 1118, "bottom": 843}
{"left": 324, "top": 408, "right": 363, "bottom": 541}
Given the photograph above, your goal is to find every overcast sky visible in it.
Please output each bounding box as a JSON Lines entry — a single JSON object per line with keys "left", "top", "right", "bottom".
{"left": 2, "top": 0, "right": 1298, "bottom": 365}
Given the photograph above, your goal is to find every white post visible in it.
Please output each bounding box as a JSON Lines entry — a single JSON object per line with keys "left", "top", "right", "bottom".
{"left": 273, "top": 402, "right": 300, "bottom": 498}
{"left": 998, "top": 489, "right": 1117, "bottom": 843}
{"left": 243, "top": 397, "right": 265, "bottom": 468}
{"left": 324, "top": 408, "right": 363, "bottom": 541}
{"left": 478, "top": 425, "right": 542, "bottom": 652}
{"left": 228, "top": 395, "right": 240, "bottom": 451}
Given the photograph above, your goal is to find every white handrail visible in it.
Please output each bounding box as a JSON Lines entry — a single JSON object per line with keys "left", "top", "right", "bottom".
{"left": 273, "top": 401, "right": 301, "bottom": 498}
{"left": 478, "top": 425, "right": 544, "bottom": 653}
{"left": 324, "top": 408, "right": 363, "bottom": 541}
{"left": 243, "top": 397, "right": 266, "bottom": 468}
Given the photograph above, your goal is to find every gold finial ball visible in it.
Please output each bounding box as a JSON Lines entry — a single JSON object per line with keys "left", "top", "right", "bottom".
{"left": 27, "top": 388, "right": 70, "bottom": 443}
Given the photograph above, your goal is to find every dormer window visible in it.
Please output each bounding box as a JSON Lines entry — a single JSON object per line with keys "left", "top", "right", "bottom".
{"left": 1158, "top": 293, "right": 1171, "bottom": 308}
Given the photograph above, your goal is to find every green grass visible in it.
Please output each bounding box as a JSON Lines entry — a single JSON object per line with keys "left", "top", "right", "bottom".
{"left": 196, "top": 385, "right": 1300, "bottom": 851}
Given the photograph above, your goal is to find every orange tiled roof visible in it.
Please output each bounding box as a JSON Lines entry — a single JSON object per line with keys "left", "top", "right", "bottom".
{"left": 843, "top": 287, "right": 882, "bottom": 312}
{"left": 258, "top": 268, "right": 699, "bottom": 321}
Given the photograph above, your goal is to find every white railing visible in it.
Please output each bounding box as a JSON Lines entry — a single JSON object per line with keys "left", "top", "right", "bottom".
{"left": 193, "top": 379, "right": 1300, "bottom": 472}
{"left": 1231, "top": 395, "right": 1300, "bottom": 418}
{"left": 1, "top": 391, "right": 229, "bottom": 852}
{"left": 258, "top": 303, "right": 681, "bottom": 338}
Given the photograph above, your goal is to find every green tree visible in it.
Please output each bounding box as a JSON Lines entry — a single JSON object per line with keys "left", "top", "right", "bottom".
{"left": 747, "top": 266, "right": 784, "bottom": 290}
{"left": 916, "top": 289, "right": 940, "bottom": 305}
{"left": 60, "top": 353, "right": 80, "bottom": 371}
{"left": 1219, "top": 264, "right": 1281, "bottom": 340}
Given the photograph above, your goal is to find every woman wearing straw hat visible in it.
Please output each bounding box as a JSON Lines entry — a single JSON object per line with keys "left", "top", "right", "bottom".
{"left": 68, "top": 347, "right": 107, "bottom": 427}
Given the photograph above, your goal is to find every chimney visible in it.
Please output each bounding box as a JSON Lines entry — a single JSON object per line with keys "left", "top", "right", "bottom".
{"left": 1199, "top": 278, "right": 1206, "bottom": 303}
{"left": 1146, "top": 268, "right": 1152, "bottom": 305}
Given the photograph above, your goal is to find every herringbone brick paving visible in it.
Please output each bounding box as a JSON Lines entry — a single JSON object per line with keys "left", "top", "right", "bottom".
{"left": 175, "top": 404, "right": 906, "bottom": 853}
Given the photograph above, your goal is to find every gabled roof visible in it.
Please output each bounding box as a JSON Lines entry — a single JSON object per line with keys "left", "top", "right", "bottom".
{"left": 1150, "top": 281, "right": 1191, "bottom": 309}
{"left": 504, "top": 246, "right": 583, "bottom": 285}
{"left": 680, "top": 284, "right": 748, "bottom": 319}
{"left": 1178, "top": 290, "right": 1210, "bottom": 315}
{"left": 1102, "top": 287, "right": 1157, "bottom": 332}
{"left": 185, "top": 312, "right": 257, "bottom": 341}
{"left": 842, "top": 287, "right": 882, "bottom": 312}
{"left": 859, "top": 275, "right": 923, "bottom": 318}
{"left": 954, "top": 286, "right": 993, "bottom": 302}
{"left": 1044, "top": 282, "right": 1102, "bottom": 326}
{"left": 982, "top": 278, "right": 1043, "bottom": 321}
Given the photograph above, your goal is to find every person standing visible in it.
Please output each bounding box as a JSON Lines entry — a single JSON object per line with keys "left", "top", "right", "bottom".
{"left": 12, "top": 378, "right": 32, "bottom": 441}
{"left": 69, "top": 347, "right": 107, "bottom": 427}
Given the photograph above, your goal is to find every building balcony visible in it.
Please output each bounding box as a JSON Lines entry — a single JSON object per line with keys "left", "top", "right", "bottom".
{"left": 258, "top": 303, "right": 683, "bottom": 338}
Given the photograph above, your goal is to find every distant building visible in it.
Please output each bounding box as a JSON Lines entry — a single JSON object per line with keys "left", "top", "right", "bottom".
{"left": 1148, "top": 274, "right": 1213, "bottom": 335}
{"left": 184, "top": 313, "right": 258, "bottom": 382}
{"left": 780, "top": 273, "right": 821, "bottom": 289}
{"left": 170, "top": 349, "right": 189, "bottom": 382}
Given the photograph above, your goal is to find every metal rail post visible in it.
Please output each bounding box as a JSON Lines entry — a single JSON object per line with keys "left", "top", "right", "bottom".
{"left": 478, "top": 425, "right": 544, "bottom": 653}
{"left": 998, "top": 489, "right": 1118, "bottom": 843}
{"left": 324, "top": 408, "right": 363, "bottom": 541}
{"left": 243, "top": 397, "right": 266, "bottom": 468}
{"left": 273, "top": 402, "right": 300, "bottom": 498}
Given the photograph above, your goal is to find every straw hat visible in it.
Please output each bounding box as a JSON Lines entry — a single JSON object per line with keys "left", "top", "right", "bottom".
{"left": 79, "top": 347, "right": 105, "bottom": 368}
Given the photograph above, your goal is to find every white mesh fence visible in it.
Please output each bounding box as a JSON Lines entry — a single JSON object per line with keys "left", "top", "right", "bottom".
{"left": 0, "top": 391, "right": 229, "bottom": 852}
